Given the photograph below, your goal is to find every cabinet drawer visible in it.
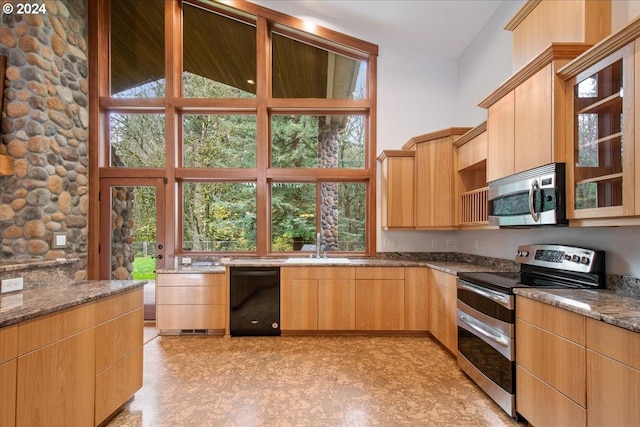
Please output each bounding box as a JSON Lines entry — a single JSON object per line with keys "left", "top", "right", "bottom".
{"left": 0, "top": 360, "right": 16, "bottom": 427}
{"left": 157, "top": 305, "right": 226, "bottom": 330}
{"left": 18, "top": 302, "right": 96, "bottom": 356}
{"left": 0, "top": 325, "right": 17, "bottom": 364}
{"left": 95, "top": 347, "right": 143, "bottom": 426}
{"left": 355, "top": 267, "right": 404, "bottom": 280}
{"left": 95, "top": 288, "right": 143, "bottom": 324}
{"left": 587, "top": 349, "right": 640, "bottom": 427}
{"left": 586, "top": 318, "right": 640, "bottom": 370}
{"left": 516, "top": 297, "right": 585, "bottom": 344}
{"left": 281, "top": 267, "right": 354, "bottom": 280}
{"left": 516, "top": 365, "right": 586, "bottom": 427}
{"left": 156, "top": 286, "right": 226, "bottom": 305}
{"left": 516, "top": 318, "right": 585, "bottom": 407}
{"left": 156, "top": 273, "right": 225, "bottom": 287}
{"left": 95, "top": 307, "right": 143, "bottom": 374}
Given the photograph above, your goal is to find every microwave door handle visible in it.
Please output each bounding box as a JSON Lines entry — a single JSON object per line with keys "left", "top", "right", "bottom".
{"left": 529, "top": 179, "right": 539, "bottom": 222}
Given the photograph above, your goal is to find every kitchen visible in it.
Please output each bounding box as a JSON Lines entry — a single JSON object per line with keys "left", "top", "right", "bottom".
{"left": 1, "top": 0, "right": 640, "bottom": 426}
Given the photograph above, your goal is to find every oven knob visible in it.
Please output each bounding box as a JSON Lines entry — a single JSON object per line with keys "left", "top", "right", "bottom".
{"left": 564, "top": 254, "right": 571, "bottom": 261}
{"left": 520, "top": 250, "right": 529, "bottom": 257}
{"left": 580, "top": 256, "right": 590, "bottom": 265}
{"left": 572, "top": 255, "right": 580, "bottom": 263}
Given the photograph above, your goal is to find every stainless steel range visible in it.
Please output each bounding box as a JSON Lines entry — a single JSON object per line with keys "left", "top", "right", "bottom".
{"left": 456, "top": 244, "right": 606, "bottom": 417}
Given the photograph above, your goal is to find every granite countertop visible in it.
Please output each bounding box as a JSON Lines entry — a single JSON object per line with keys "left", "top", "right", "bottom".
{"left": 514, "top": 288, "right": 640, "bottom": 333}
{"left": 159, "top": 258, "right": 509, "bottom": 275}
{"left": 0, "top": 280, "right": 145, "bottom": 328}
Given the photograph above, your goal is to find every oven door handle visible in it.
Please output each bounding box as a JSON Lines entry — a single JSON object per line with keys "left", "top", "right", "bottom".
{"left": 457, "top": 281, "right": 513, "bottom": 309}
{"left": 529, "top": 178, "right": 540, "bottom": 222}
{"left": 458, "top": 312, "right": 509, "bottom": 347}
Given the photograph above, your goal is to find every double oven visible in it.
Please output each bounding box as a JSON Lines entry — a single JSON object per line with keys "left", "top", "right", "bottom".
{"left": 456, "top": 244, "right": 605, "bottom": 417}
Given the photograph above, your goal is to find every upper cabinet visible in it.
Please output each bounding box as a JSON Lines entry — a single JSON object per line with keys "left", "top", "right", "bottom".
{"left": 454, "top": 123, "right": 493, "bottom": 228}
{"left": 480, "top": 44, "right": 592, "bottom": 183}
{"left": 377, "top": 150, "right": 415, "bottom": 229}
{"left": 506, "top": 0, "right": 611, "bottom": 71}
{"left": 404, "top": 128, "right": 471, "bottom": 229}
{"left": 559, "top": 17, "right": 640, "bottom": 225}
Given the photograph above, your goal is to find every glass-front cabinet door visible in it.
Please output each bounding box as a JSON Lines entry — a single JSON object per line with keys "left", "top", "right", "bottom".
{"left": 568, "top": 42, "right": 636, "bottom": 219}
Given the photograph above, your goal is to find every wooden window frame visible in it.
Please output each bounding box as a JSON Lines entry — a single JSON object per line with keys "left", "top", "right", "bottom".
{"left": 88, "top": 0, "right": 378, "bottom": 278}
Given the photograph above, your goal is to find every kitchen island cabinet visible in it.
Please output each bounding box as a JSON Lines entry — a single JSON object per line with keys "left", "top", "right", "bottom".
{"left": 0, "top": 283, "right": 143, "bottom": 427}
{"left": 0, "top": 325, "right": 17, "bottom": 427}
{"left": 156, "top": 272, "right": 227, "bottom": 334}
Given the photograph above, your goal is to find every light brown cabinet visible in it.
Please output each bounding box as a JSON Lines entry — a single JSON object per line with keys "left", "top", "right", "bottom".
{"left": 404, "top": 267, "right": 429, "bottom": 331}
{"left": 480, "top": 44, "right": 590, "bottom": 183}
{"left": 586, "top": 318, "right": 640, "bottom": 427}
{"left": 428, "top": 269, "right": 457, "bottom": 354}
{"left": 355, "top": 267, "right": 405, "bottom": 330}
{"left": 559, "top": 28, "right": 640, "bottom": 224}
{"left": 94, "top": 288, "right": 144, "bottom": 425}
{"left": 0, "top": 325, "right": 17, "bottom": 427}
{"left": 0, "top": 288, "right": 143, "bottom": 427}
{"left": 454, "top": 123, "right": 491, "bottom": 227}
{"left": 515, "top": 297, "right": 586, "bottom": 426}
{"left": 156, "top": 273, "right": 228, "bottom": 333}
{"left": 407, "top": 128, "right": 470, "bottom": 229}
{"left": 280, "top": 267, "right": 355, "bottom": 332}
{"left": 377, "top": 150, "right": 415, "bottom": 229}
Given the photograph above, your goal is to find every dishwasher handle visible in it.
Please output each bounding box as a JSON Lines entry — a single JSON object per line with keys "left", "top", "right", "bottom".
{"left": 230, "top": 270, "right": 279, "bottom": 277}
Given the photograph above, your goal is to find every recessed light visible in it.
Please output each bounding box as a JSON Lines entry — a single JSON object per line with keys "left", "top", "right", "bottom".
{"left": 247, "top": 79, "right": 255, "bottom": 85}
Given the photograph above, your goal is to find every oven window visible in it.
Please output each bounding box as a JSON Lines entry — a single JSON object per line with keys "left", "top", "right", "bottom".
{"left": 458, "top": 327, "right": 514, "bottom": 393}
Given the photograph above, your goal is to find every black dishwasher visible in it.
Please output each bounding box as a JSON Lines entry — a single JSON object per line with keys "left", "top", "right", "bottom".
{"left": 229, "top": 267, "right": 280, "bottom": 336}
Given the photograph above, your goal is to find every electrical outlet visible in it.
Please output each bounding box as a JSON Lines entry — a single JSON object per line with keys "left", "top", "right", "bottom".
{"left": 383, "top": 238, "right": 396, "bottom": 248}
{"left": 1, "top": 277, "right": 24, "bottom": 294}
{"left": 182, "top": 257, "right": 192, "bottom": 265}
{"left": 431, "top": 239, "right": 437, "bottom": 248}
{"left": 446, "top": 239, "right": 454, "bottom": 248}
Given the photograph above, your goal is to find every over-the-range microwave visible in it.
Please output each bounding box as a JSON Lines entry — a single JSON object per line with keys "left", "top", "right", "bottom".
{"left": 487, "top": 163, "right": 567, "bottom": 227}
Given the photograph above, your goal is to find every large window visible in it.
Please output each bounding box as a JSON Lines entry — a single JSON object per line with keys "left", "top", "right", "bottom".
{"left": 95, "top": 0, "right": 377, "bottom": 259}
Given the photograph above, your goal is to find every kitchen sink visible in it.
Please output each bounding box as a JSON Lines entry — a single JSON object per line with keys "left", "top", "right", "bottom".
{"left": 284, "top": 257, "right": 352, "bottom": 264}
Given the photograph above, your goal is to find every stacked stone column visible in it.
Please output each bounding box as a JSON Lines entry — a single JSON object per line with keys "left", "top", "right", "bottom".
{"left": 318, "top": 121, "right": 339, "bottom": 251}
{"left": 0, "top": 1, "right": 88, "bottom": 279}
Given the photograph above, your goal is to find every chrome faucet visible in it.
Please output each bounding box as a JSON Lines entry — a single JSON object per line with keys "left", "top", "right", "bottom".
{"left": 316, "top": 232, "right": 321, "bottom": 258}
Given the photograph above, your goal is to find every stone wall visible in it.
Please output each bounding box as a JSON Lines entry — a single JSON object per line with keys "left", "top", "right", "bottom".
{"left": 110, "top": 185, "right": 134, "bottom": 280}
{"left": 318, "top": 123, "right": 339, "bottom": 250}
{"left": 0, "top": 0, "right": 88, "bottom": 280}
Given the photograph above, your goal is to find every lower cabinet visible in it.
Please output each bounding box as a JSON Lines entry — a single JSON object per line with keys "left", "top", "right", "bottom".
{"left": 515, "top": 297, "right": 586, "bottom": 427}
{"left": 355, "top": 267, "right": 405, "bottom": 330}
{"left": 156, "top": 273, "right": 228, "bottom": 333}
{"left": 280, "top": 266, "right": 430, "bottom": 333}
{"left": 94, "top": 288, "right": 144, "bottom": 425}
{"left": 428, "top": 269, "right": 457, "bottom": 353}
{"left": 586, "top": 318, "right": 640, "bottom": 427}
{"left": 0, "top": 287, "right": 143, "bottom": 427}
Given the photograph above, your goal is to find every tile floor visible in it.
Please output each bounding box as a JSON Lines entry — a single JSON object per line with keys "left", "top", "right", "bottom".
{"left": 107, "top": 334, "right": 524, "bottom": 426}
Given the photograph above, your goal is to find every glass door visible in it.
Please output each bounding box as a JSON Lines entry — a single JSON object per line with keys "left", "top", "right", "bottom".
{"left": 100, "top": 178, "right": 166, "bottom": 320}
{"left": 571, "top": 43, "right": 634, "bottom": 218}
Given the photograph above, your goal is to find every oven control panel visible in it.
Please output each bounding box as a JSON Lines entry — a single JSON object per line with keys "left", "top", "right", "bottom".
{"left": 515, "top": 244, "right": 604, "bottom": 273}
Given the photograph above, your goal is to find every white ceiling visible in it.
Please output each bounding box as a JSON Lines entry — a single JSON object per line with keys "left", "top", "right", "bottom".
{"left": 248, "top": 0, "right": 504, "bottom": 58}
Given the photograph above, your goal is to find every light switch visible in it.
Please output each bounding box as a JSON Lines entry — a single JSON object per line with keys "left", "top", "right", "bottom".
{"left": 52, "top": 232, "right": 67, "bottom": 249}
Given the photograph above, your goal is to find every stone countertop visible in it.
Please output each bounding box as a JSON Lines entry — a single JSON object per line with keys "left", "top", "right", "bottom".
{"left": 0, "top": 280, "right": 145, "bottom": 328}
{"left": 158, "top": 258, "right": 507, "bottom": 275}
{"left": 0, "top": 258, "right": 78, "bottom": 273}
{"left": 514, "top": 288, "right": 640, "bottom": 333}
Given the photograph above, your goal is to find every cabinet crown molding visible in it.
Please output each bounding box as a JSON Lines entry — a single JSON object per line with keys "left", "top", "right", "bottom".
{"left": 558, "top": 14, "right": 640, "bottom": 79}
{"left": 377, "top": 150, "right": 415, "bottom": 162}
{"left": 504, "top": 0, "right": 542, "bottom": 31}
{"left": 401, "top": 127, "right": 472, "bottom": 150}
{"left": 478, "top": 43, "right": 591, "bottom": 109}
{"left": 453, "top": 121, "right": 487, "bottom": 148}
